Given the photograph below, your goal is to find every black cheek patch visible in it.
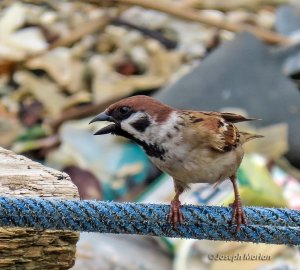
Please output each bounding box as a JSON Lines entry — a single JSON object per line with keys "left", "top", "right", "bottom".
{"left": 131, "top": 116, "right": 150, "bottom": 132}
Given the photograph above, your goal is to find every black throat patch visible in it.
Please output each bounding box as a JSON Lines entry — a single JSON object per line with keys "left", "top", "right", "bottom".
{"left": 138, "top": 140, "right": 166, "bottom": 160}
{"left": 111, "top": 126, "right": 166, "bottom": 160}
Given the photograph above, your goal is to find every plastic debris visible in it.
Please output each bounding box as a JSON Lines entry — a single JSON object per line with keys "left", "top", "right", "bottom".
{"left": 0, "top": 1, "right": 299, "bottom": 269}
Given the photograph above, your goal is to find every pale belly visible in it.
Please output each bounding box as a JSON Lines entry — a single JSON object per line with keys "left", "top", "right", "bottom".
{"left": 150, "top": 145, "right": 243, "bottom": 185}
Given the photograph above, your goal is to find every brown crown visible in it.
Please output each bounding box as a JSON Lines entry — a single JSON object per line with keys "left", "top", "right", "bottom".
{"left": 106, "top": 95, "right": 174, "bottom": 123}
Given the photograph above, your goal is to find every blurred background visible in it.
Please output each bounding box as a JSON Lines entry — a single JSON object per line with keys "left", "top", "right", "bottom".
{"left": 0, "top": 0, "right": 300, "bottom": 269}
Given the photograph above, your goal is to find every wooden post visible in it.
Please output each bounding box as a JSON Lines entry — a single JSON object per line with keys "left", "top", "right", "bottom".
{"left": 0, "top": 147, "right": 79, "bottom": 270}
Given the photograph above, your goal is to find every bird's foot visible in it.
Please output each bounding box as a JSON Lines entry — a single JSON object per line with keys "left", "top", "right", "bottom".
{"left": 230, "top": 198, "right": 247, "bottom": 232}
{"left": 167, "top": 200, "right": 183, "bottom": 228}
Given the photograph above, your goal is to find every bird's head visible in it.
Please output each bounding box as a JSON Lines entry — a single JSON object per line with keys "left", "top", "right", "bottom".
{"left": 89, "top": 95, "right": 174, "bottom": 144}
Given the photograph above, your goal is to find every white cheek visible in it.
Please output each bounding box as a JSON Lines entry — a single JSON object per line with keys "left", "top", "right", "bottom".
{"left": 120, "top": 111, "right": 185, "bottom": 156}
{"left": 162, "top": 112, "right": 182, "bottom": 141}
{"left": 146, "top": 111, "right": 180, "bottom": 142}
{"left": 120, "top": 112, "right": 148, "bottom": 139}
{"left": 152, "top": 112, "right": 189, "bottom": 158}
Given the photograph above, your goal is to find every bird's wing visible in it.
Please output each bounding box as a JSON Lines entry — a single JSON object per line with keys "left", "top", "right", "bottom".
{"left": 202, "top": 111, "right": 259, "bottom": 123}
{"left": 181, "top": 111, "right": 241, "bottom": 152}
{"left": 202, "top": 115, "right": 240, "bottom": 152}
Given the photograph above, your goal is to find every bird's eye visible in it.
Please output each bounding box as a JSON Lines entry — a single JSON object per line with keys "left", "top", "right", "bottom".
{"left": 118, "top": 106, "right": 130, "bottom": 116}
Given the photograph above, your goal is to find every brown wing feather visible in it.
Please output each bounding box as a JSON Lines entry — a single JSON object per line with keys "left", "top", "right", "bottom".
{"left": 181, "top": 110, "right": 262, "bottom": 153}
{"left": 204, "top": 118, "right": 240, "bottom": 152}
{"left": 181, "top": 111, "right": 241, "bottom": 153}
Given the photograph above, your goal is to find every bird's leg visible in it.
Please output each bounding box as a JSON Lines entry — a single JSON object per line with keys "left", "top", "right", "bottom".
{"left": 167, "top": 185, "right": 184, "bottom": 228}
{"left": 230, "top": 175, "right": 247, "bottom": 232}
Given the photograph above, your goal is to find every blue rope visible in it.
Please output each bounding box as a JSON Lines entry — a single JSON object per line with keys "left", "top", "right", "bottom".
{"left": 0, "top": 197, "right": 299, "bottom": 245}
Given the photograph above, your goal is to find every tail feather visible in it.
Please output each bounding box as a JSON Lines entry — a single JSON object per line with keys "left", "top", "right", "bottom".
{"left": 220, "top": 112, "right": 261, "bottom": 123}
{"left": 240, "top": 132, "right": 264, "bottom": 143}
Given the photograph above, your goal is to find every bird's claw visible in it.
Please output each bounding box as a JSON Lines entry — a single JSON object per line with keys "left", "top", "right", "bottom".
{"left": 167, "top": 200, "right": 183, "bottom": 228}
{"left": 230, "top": 198, "right": 247, "bottom": 233}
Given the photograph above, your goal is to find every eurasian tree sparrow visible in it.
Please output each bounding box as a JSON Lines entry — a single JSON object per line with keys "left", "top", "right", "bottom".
{"left": 90, "top": 95, "right": 262, "bottom": 231}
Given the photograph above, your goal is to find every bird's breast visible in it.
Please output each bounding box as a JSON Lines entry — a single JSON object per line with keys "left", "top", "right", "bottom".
{"left": 150, "top": 144, "right": 243, "bottom": 184}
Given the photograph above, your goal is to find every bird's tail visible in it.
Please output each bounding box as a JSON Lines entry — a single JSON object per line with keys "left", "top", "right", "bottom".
{"left": 240, "top": 132, "right": 264, "bottom": 143}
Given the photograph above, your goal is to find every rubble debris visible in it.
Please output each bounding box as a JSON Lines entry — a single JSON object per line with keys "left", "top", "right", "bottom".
{"left": 0, "top": 1, "right": 299, "bottom": 269}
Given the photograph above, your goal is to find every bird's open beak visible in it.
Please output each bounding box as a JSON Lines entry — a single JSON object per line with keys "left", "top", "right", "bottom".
{"left": 89, "top": 112, "right": 113, "bottom": 124}
{"left": 89, "top": 112, "right": 117, "bottom": 135}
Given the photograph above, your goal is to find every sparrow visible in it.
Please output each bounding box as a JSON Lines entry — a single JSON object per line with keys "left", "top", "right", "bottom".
{"left": 89, "top": 95, "right": 263, "bottom": 231}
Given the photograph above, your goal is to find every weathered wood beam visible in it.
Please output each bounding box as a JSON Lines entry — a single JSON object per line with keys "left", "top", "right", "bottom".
{"left": 0, "top": 147, "right": 79, "bottom": 270}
